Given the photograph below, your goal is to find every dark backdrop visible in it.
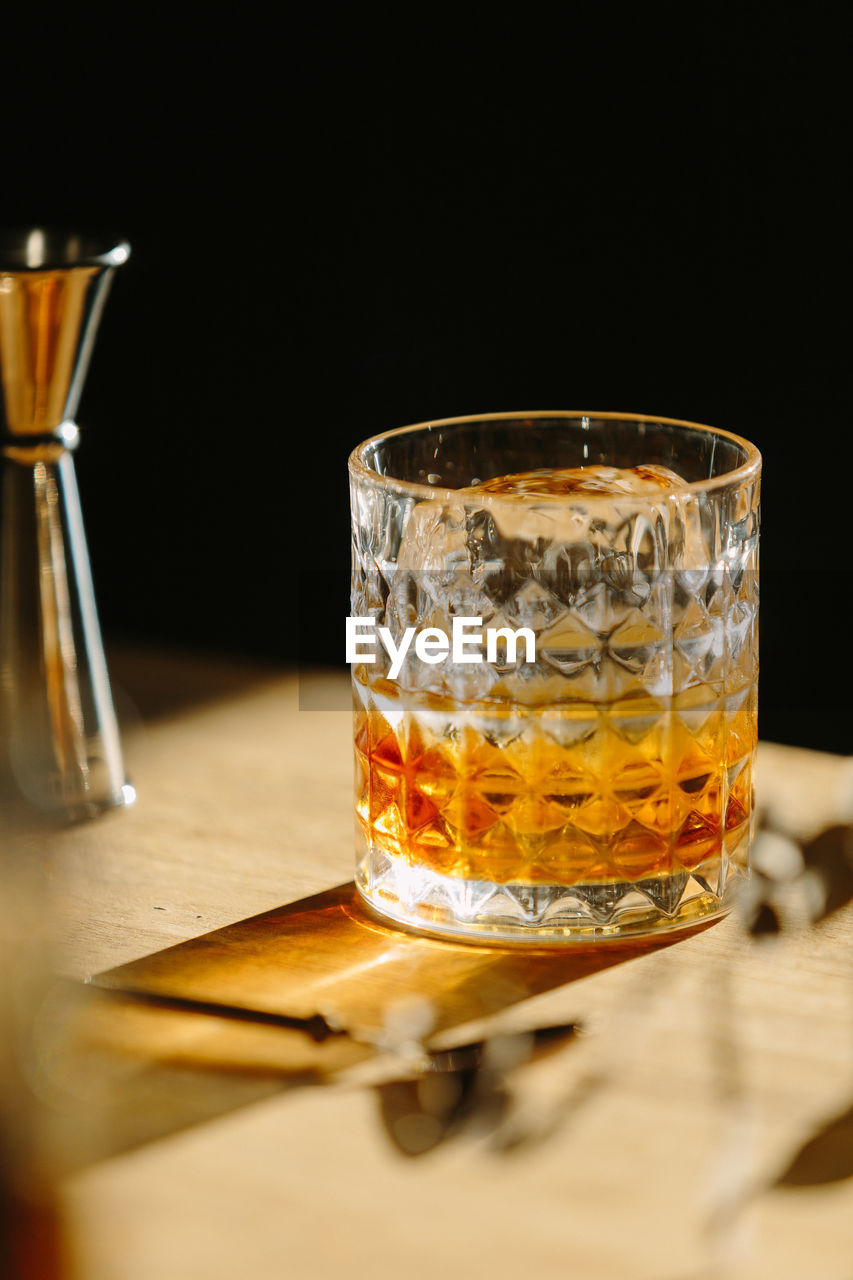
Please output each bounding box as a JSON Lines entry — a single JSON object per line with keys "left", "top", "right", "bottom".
{"left": 4, "top": 9, "right": 850, "bottom": 750}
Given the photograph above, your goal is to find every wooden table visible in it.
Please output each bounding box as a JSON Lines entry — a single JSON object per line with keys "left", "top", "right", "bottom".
{"left": 19, "top": 649, "right": 853, "bottom": 1279}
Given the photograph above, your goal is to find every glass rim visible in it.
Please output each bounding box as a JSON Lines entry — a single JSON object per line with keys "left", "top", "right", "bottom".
{"left": 0, "top": 227, "right": 131, "bottom": 271}
{"left": 349, "top": 410, "right": 762, "bottom": 503}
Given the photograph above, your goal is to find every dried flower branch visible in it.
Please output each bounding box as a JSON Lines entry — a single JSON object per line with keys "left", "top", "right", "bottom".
{"left": 374, "top": 1022, "right": 581, "bottom": 1157}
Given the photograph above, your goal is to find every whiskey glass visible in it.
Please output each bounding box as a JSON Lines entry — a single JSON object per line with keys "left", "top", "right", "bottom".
{"left": 349, "top": 412, "right": 761, "bottom": 943}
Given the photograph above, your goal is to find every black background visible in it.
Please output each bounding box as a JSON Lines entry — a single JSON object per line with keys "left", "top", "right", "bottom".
{"left": 4, "top": 8, "right": 850, "bottom": 750}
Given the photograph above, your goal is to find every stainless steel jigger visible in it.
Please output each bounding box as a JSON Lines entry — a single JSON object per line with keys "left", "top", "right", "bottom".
{"left": 0, "top": 229, "right": 135, "bottom": 819}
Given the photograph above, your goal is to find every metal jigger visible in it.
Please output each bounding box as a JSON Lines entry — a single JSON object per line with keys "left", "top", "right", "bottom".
{"left": 0, "top": 229, "right": 135, "bottom": 820}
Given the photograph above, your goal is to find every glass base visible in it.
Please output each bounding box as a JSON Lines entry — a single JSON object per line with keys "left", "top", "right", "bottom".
{"left": 356, "top": 844, "right": 747, "bottom": 945}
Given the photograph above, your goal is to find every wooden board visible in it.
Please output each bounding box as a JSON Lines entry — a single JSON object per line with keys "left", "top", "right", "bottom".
{"left": 12, "top": 649, "right": 853, "bottom": 1279}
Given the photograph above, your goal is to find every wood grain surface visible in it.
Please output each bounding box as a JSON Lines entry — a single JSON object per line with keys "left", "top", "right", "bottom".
{"left": 20, "top": 648, "right": 853, "bottom": 1280}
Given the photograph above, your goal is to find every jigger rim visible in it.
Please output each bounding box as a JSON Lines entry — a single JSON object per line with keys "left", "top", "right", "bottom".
{"left": 0, "top": 227, "right": 130, "bottom": 272}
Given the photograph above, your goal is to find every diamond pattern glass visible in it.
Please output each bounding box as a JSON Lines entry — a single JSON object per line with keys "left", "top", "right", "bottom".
{"left": 349, "top": 413, "right": 760, "bottom": 943}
